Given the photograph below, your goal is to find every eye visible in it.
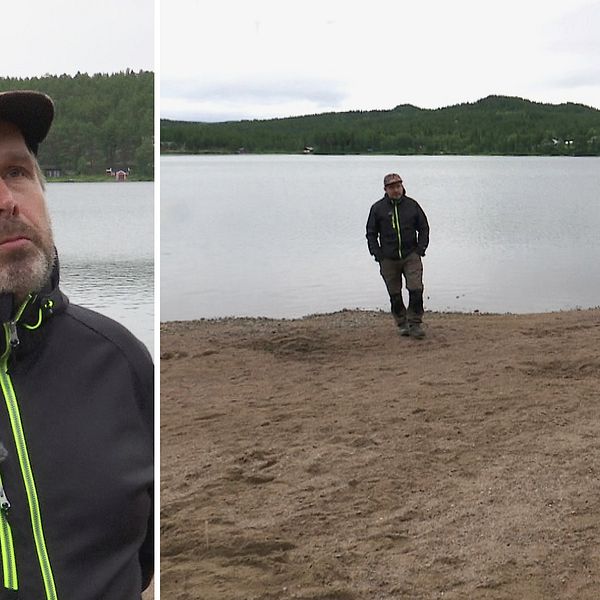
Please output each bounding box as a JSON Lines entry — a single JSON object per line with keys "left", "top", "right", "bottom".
{"left": 5, "top": 166, "right": 29, "bottom": 179}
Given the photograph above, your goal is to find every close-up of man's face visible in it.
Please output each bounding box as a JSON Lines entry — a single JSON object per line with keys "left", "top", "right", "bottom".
{"left": 385, "top": 179, "right": 404, "bottom": 200}
{"left": 0, "top": 120, "right": 55, "bottom": 301}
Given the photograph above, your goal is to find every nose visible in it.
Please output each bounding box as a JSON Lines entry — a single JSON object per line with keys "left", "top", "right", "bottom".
{"left": 0, "top": 179, "right": 17, "bottom": 217}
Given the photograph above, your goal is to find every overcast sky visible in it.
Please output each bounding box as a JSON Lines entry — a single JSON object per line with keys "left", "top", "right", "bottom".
{"left": 1, "top": 0, "right": 154, "bottom": 78}
{"left": 161, "top": 0, "right": 600, "bottom": 122}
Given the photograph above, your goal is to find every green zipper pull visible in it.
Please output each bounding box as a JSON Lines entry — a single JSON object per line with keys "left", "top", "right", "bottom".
{"left": 0, "top": 485, "right": 9, "bottom": 512}
{"left": 4, "top": 294, "right": 34, "bottom": 350}
{"left": 7, "top": 323, "right": 18, "bottom": 349}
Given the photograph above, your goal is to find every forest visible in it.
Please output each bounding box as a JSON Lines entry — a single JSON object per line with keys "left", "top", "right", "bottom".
{"left": 0, "top": 71, "right": 154, "bottom": 178}
{"left": 161, "top": 95, "right": 600, "bottom": 156}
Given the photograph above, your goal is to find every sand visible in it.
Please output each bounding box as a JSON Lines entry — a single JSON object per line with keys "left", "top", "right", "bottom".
{"left": 142, "top": 580, "right": 154, "bottom": 599}
{"left": 160, "top": 308, "right": 600, "bottom": 599}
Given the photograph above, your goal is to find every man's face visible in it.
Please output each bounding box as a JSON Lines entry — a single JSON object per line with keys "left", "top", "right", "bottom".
{"left": 385, "top": 179, "right": 404, "bottom": 200}
{"left": 0, "top": 121, "right": 54, "bottom": 302}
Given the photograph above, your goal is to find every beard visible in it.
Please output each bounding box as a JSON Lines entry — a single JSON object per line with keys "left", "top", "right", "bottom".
{"left": 0, "top": 214, "right": 55, "bottom": 302}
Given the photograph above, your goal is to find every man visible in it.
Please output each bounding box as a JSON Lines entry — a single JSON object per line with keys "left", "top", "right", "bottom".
{"left": 366, "top": 173, "right": 429, "bottom": 338}
{"left": 0, "top": 90, "right": 153, "bottom": 599}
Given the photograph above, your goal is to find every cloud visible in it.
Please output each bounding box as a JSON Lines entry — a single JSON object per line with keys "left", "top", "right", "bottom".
{"left": 543, "top": 3, "right": 600, "bottom": 67}
{"left": 531, "top": 2, "right": 600, "bottom": 104}
{"left": 550, "top": 66, "right": 600, "bottom": 89}
{"left": 1, "top": 0, "right": 153, "bottom": 77}
{"left": 161, "top": 76, "right": 348, "bottom": 121}
{"left": 554, "top": 1, "right": 600, "bottom": 53}
{"left": 161, "top": 0, "right": 600, "bottom": 120}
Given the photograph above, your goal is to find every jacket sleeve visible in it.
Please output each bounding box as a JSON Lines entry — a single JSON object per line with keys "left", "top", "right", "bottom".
{"left": 140, "top": 358, "right": 154, "bottom": 592}
{"left": 416, "top": 203, "right": 429, "bottom": 256}
{"left": 130, "top": 342, "right": 154, "bottom": 591}
{"left": 140, "top": 500, "right": 154, "bottom": 590}
{"left": 366, "top": 204, "right": 382, "bottom": 259}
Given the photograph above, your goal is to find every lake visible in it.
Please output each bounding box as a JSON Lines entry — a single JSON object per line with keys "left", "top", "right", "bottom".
{"left": 47, "top": 182, "right": 154, "bottom": 355}
{"left": 160, "top": 155, "right": 600, "bottom": 321}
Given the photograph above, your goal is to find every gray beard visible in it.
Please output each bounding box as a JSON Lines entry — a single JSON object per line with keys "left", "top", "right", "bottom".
{"left": 0, "top": 217, "right": 55, "bottom": 302}
{"left": 0, "top": 246, "right": 55, "bottom": 301}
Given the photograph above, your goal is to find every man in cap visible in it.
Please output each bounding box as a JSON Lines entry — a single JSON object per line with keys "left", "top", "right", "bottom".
{"left": 0, "top": 90, "right": 153, "bottom": 598}
{"left": 366, "top": 173, "right": 429, "bottom": 338}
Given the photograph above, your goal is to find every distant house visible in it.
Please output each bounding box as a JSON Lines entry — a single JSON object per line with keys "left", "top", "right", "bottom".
{"left": 44, "top": 166, "right": 62, "bottom": 178}
{"left": 106, "top": 167, "right": 131, "bottom": 182}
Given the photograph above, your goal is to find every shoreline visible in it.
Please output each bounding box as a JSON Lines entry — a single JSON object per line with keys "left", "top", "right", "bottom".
{"left": 160, "top": 151, "right": 599, "bottom": 157}
{"left": 47, "top": 177, "right": 154, "bottom": 183}
{"left": 161, "top": 307, "right": 600, "bottom": 599}
{"left": 160, "top": 305, "right": 600, "bottom": 325}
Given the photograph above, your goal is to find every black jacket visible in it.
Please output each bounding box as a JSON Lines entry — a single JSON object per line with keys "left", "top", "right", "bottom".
{"left": 366, "top": 194, "right": 429, "bottom": 260}
{"left": 0, "top": 262, "right": 153, "bottom": 599}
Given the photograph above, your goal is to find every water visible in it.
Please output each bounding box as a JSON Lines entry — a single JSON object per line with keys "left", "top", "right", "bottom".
{"left": 47, "top": 182, "right": 154, "bottom": 355}
{"left": 161, "top": 155, "right": 600, "bottom": 321}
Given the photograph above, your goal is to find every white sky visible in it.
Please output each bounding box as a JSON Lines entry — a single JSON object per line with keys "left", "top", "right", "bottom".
{"left": 161, "top": 0, "right": 600, "bottom": 122}
{"left": 0, "top": 0, "right": 154, "bottom": 78}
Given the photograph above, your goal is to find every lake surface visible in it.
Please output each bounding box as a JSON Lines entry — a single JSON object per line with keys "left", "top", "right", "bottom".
{"left": 161, "top": 155, "right": 600, "bottom": 321}
{"left": 47, "top": 182, "right": 154, "bottom": 355}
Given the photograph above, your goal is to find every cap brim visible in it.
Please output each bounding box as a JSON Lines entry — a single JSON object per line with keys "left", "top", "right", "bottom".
{"left": 0, "top": 91, "right": 54, "bottom": 155}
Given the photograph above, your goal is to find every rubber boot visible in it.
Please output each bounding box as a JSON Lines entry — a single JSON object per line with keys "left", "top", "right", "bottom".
{"left": 407, "top": 289, "right": 425, "bottom": 338}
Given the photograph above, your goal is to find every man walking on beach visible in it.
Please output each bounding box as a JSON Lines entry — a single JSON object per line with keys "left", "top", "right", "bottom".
{"left": 0, "top": 90, "right": 153, "bottom": 599}
{"left": 366, "top": 173, "right": 429, "bottom": 338}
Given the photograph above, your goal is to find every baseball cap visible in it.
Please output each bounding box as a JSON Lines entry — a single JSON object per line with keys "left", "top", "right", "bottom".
{"left": 383, "top": 173, "right": 402, "bottom": 186}
{"left": 0, "top": 90, "right": 54, "bottom": 155}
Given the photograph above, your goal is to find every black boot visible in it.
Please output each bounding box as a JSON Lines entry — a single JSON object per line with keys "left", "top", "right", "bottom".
{"left": 407, "top": 289, "right": 424, "bottom": 320}
{"left": 407, "top": 290, "right": 425, "bottom": 338}
{"left": 390, "top": 293, "right": 407, "bottom": 328}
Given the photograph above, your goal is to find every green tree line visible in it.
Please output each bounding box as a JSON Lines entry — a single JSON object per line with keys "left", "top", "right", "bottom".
{"left": 161, "top": 95, "right": 600, "bottom": 156}
{"left": 0, "top": 70, "right": 154, "bottom": 178}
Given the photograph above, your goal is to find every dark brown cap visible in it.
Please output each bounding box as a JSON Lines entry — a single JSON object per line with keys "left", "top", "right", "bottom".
{"left": 0, "top": 90, "right": 54, "bottom": 155}
{"left": 383, "top": 173, "right": 402, "bottom": 186}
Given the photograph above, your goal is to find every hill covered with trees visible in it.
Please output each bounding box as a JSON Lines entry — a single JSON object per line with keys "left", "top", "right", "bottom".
{"left": 0, "top": 71, "right": 154, "bottom": 178}
{"left": 161, "top": 95, "right": 600, "bottom": 156}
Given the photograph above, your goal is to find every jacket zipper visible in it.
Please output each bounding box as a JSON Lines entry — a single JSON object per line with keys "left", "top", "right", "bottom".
{"left": 0, "top": 475, "right": 17, "bottom": 590}
{"left": 0, "top": 299, "right": 58, "bottom": 600}
{"left": 393, "top": 201, "right": 402, "bottom": 258}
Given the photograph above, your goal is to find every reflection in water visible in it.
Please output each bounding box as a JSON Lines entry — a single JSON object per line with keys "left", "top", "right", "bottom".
{"left": 60, "top": 259, "right": 154, "bottom": 356}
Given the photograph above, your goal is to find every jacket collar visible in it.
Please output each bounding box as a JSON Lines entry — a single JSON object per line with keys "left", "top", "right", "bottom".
{"left": 0, "top": 256, "right": 68, "bottom": 361}
{"left": 385, "top": 193, "right": 406, "bottom": 205}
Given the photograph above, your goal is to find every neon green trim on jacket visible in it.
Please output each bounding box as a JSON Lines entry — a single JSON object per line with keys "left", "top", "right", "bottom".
{"left": 0, "top": 298, "right": 58, "bottom": 600}
{"left": 392, "top": 200, "right": 402, "bottom": 258}
{"left": 0, "top": 475, "right": 17, "bottom": 590}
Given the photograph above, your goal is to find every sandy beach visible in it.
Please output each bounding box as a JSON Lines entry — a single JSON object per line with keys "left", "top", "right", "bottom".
{"left": 160, "top": 308, "right": 600, "bottom": 599}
